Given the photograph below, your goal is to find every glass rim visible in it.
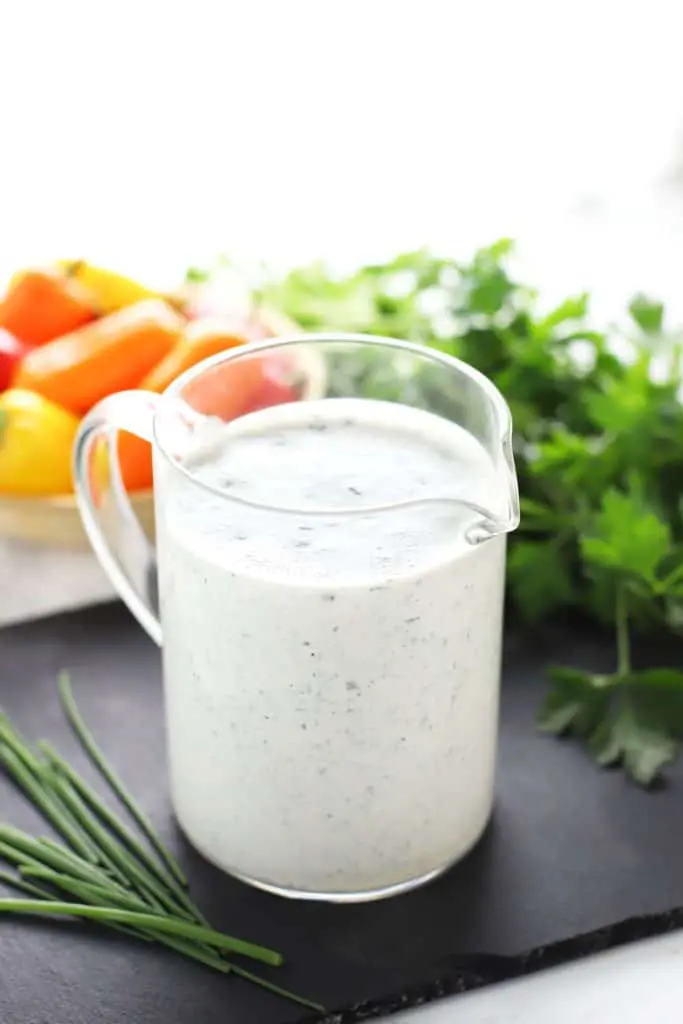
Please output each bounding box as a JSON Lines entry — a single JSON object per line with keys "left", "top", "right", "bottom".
{"left": 151, "top": 332, "right": 516, "bottom": 521}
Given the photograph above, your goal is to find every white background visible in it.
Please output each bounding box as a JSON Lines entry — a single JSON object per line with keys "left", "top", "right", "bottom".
{"left": 1, "top": 1, "right": 683, "bottom": 322}
{"left": 2, "top": 3, "right": 683, "bottom": 1020}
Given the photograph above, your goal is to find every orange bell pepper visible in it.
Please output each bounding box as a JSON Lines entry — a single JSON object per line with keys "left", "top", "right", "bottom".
{"left": 117, "top": 315, "right": 274, "bottom": 491}
{"left": 115, "top": 358, "right": 267, "bottom": 492}
{"left": 115, "top": 432, "right": 155, "bottom": 493}
{"left": 181, "top": 356, "right": 272, "bottom": 420}
{"left": 0, "top": 267, "right": 96, "bottom": 346}
{"left": 14, "top": 299, "right": 184, "bottom": 416}
{"left": 139, "top": 314, "right": 272, "bottom": 392}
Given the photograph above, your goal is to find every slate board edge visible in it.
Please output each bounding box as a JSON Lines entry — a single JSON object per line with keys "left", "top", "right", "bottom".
{"left": 311, "top": 905, "right": 683, "bottom": 1023}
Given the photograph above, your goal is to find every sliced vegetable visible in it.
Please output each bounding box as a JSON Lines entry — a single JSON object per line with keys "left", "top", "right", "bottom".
{"left": 181, "top": 355, "right": 276, "bottom": 421}
{"left": 117, "top": 316, "right": 274, "bottom": 491}
{"left": 115, "top": 432, "right": 156, "bottom": 493}
{"left": 0, "top": 268, "right": 96, "bottom": 346}
{"left": 0, "top": 330, "right": 28, "bottom": 392}
{"left": 243, "top": 356, "right": 299, "bottom": 413}
{"left": 14, "top": 299, "right": 184, "bottom": 415}
{"left": 116, "top": 357, "right": 299, "bottom": 492}
{"left": 0, "top": 389, "right": 79, "bottom": 496}
{"left": 139, "top": 314, "right": 271, "bottom": 393}
{"left": 58, "top": 261, "right": 159, "bottom": 314}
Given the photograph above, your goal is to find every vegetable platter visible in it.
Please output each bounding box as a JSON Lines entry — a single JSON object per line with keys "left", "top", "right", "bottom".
{"left": 0, "top": 263, "right": 322, "bottom": 548}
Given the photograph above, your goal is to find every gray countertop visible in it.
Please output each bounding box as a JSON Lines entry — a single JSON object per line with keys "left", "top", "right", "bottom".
{"left": 0, "top": 539, "right": 114, "bottom": 628}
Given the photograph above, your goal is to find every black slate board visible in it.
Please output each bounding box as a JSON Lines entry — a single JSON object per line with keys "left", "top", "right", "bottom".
{"left": 1, "top": 604, "right": 683, "bottom": 1024}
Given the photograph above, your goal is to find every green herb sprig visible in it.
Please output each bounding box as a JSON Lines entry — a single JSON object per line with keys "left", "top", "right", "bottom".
{"left": 253, "top": 241, "right": 683, "bottom": 785}
{"left": 0, "top": 675, "right": 323, "bottom": 1015}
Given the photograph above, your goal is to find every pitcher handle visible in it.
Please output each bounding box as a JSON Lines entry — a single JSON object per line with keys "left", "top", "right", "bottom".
{"left": 72, "top": 390, "right": 162, "bottom": 646}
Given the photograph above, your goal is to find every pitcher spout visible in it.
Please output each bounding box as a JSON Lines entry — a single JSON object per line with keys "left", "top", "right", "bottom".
{"left": 466, "top": 435, "right": 520, "bottom": 545}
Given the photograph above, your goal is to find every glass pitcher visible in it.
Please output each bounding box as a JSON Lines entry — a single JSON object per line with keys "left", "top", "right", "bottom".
{"left": 73, "top": 333, "right": 519, "bottom": 902}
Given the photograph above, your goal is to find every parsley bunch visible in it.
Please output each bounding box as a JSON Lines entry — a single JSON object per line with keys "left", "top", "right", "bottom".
{"left": 258, "top": 240, "right": 683, "bottom": 785}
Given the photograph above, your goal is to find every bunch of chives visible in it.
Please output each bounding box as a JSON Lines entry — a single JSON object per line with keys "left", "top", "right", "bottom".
{"left": 0, "top": 673, "right": 322, "bottom": 1015}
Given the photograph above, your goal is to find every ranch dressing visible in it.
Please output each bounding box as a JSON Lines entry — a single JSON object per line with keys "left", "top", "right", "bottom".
{"left": 155, "top": 397, "right": 507, "bottom": 899}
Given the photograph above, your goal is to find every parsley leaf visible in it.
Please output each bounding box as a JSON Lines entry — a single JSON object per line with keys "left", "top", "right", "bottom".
{"left": 580, "top": 489, "right": 671, "bottom": 587}
{"left": 507, "top": 541, "right": 575, "bottom": 621}
{"left": 629, "top": 294, "right": 665, "bottom": 335}
{"left": 540, "top": 666, "right": 683, "bottom": 785}
{"left": 538, "top": 667, "right": 611, "bottom": 737}
{"left": 589, "top": 674, "right": 683, "bottom": 786}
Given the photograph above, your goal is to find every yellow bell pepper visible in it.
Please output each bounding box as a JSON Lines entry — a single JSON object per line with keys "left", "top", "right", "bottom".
{"left": 0, "top": 389, "right": 79, "bottom": 496}
{"left": 56, "top": 261, "right": 159, "bottom": 314}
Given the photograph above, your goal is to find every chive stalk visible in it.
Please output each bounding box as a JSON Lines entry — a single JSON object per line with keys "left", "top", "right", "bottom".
{"left": 39, "top": 744, "right": 194, "bottom": 905}
{"left": 58, "top": 672, "right": 187, "bottom": 888}
{"left": 0, "top": 899, "right": 281, "bottom": 965}
{"left": 0, "top": 829, "right": 109, "bottom": 887}
{"left": 0, "top": 868, "right": 54, "bottom": 901}
{"left": 0, "top": 744, "right": 98, "bottom": 863}
{"left": 39, "top": 836, "right": 119, "bottom": 881}
{"left": 24, "top": 867, "right": 155, "bottom": 914}
{"left": 19, "top": 867, "right": 148, "bottom": 942}
{"left": 25, "top": 867, "right": 230, "bottom": 969}
{"left": 0, "top": 715, "right": 44, "bottom": 772}
{"left": 47, "top": 770, "right": 194, "bottom": 920}
{"left": 21, "top": 868, "right": 230, "bottom": 965}
{"left": 23, "top": 867, "right": 212, "bottom": 957}
{"left": 229, "top": 965, "right": 325, "bottom": 1013}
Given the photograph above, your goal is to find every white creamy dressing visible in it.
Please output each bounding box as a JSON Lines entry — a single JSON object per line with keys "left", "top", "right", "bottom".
{"left": 155, "top": 397, "right": 508, "bottom": 898}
